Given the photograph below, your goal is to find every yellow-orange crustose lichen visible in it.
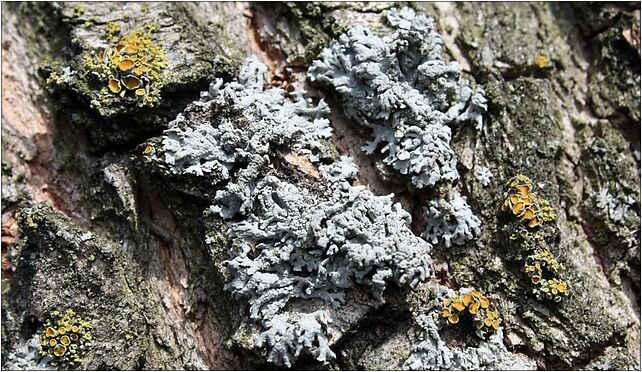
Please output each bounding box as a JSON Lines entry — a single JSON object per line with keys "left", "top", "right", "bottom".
{"left": 535, "top": 54, "right": 551, "bottom": 69}
{"left": 441, "top": 288, "right": 502, "bottom": 338}
{"left": 502, "top": 174, "right": 557, "bottom": 228}
{"left": 83, "top": 26, "right": 168, "bottom": 108}
{"left": 39, "top": 309, "right": 93, "bottom": 368}
{"left": 503, "top": 175, "right": 570, "bottom": 302}
{"left": 524, "top": 249, "right": 571, "bottom": 302}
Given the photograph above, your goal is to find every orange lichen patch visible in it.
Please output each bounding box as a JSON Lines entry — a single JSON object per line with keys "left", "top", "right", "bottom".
{"left": 520, "top": 209, "right": 534, "bottom": 220}
{"left": 53, "top": 345, "right": 66, "bottom": 357}
{"left": 448, "top": 314, "right": 459, "bottom": 324}
{"left": 82, "top": 28, "right": 168, "bottom": 107}
{"left": 60, "top": 335, "right": 71, "bottom": 346}
{"left": 123, "top": 44, "right": 138, "bottom": 54}
{"left": 46, "top": 327, "right": 56, "bottom": 337}
{"left": 517, "top": 185, "right": 530, "bottom": 196}
{"left": 503, "top": 174, "right": 556, "bottom": 228}
{"left": 142, "top": 144, "right": 156, "bottom": 163}
{"left": 40, "top": 309, "right": 92, "bottom": 368}
{"left": 469, "top": 301, "right": 479, "bottom": 314}
{"left": 108, "top": 78, "right": 121, "bottom": 93}
{"left": 452, "top": 301, "right": 465, "bottom": 311}
{"left": 479, "top": 297, "right": 489, "bottom": 309}
{"left": 121, "top": 75, "right": 141, "bottom": 90}
{"left": 535, "top": 54, "right": 550, "bottom": 69}
{"left": 492, "top": 319, "right": 501, "bottom": 330}
{"left": 512, "top": 202, "right": 525, "bottom": 214}
{"left": 441, "top": 288, "right": 502, "bottom": 338}
{"left": 118, "top": 58, "right": 135, "bottom": 71}
{"left": 462, "top": 293, "right": 473, "bottom": 306}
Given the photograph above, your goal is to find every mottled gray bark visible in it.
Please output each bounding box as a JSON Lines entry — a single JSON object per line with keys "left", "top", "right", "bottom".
{"left": 1, "top": 2, "right": 640, "bottom": 370}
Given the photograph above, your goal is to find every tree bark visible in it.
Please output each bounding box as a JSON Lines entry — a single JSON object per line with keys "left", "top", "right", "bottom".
{"left": 2, "top": 2, "right": 640, "bottom": 370}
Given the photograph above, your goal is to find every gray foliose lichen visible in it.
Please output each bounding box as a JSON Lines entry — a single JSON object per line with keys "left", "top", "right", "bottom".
{"left": 403, "top": 314, "right": 535, "bottom": 370}
{"left": 157, "top": 56, "right": 434, "bottom": 367}
{"left": 423, "top": 192, "right": 482, "bottom": 248}
{"left": 256, "top": 311, "right": 336, "bottom": 368}
{"left": 308, "top": 7, "right": 483, "bottom": 246}
{"left": 2, "top": 334, "right": 54, "bottom": 371}
{"left": 217, "top": 175, "right": 433, "bottom": 366}
{"left": 475, "top": 166, "right": 493, "bottom": 187}
{"left": 219, "top": 176, "right": 433, "bottom": 317}
{"left": 595, "top": 187, "right": 637, "bottom": 224}
{"left": 308, "top": 7, "right": 487, "bottom": 189}
{"left": 318, "top": 155, "right": 359, "bottom": 182}
{"left": 161, "top": 55, "right": 333, "bottom": 181}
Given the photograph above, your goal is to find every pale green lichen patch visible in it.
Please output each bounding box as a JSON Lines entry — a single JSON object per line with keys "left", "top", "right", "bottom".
{"left": 104, "top": 21, "right": 121, "bottom": 43}
{"left": 284, "top": 2, "right": 348, "bottom": 65}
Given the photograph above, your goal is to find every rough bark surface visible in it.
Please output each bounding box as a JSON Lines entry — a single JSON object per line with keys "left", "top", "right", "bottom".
{"left": 1, "top": 2, "right": 640, "bottom": 370}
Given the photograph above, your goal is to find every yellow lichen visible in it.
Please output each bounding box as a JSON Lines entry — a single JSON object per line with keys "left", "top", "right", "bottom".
{"left": 143, "top": 22, "right": 160, "bottom": 33}
{"left": 26, "top": 215, "right": 38, "bottom": 229}
{"left": 82, "top": 27, "right": 169, "bottom": 108}
{"left": 502, "top": 174, "right": 557, "bottom": 228}
{"left": 121, "top": 75, "right": 141, "bottom": 90}
{"left": 441, "top": 288, "right": 502, "bottom": 338}
{"left": 108, "top": 78, "right": 121, "bottom": 93}
{"left": 524, "top": 249, "right": 570, "bottom": 302}
{"left": 142, "top": 144, "right": 155, "bottom": 163}
{"left": 118, "top": 58, "right": 135, "bottom": 71}
{"left": 39, "top": 309, "right": 92, "bottom": 368}
{"left": 535, "top": 54, "right": 550, "bottom": 69}
{"left": 105, "top": 21, "right": 122, "bottom": 43}
{"left": 71, "top": 4, "right": 85, "bottom": 17}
